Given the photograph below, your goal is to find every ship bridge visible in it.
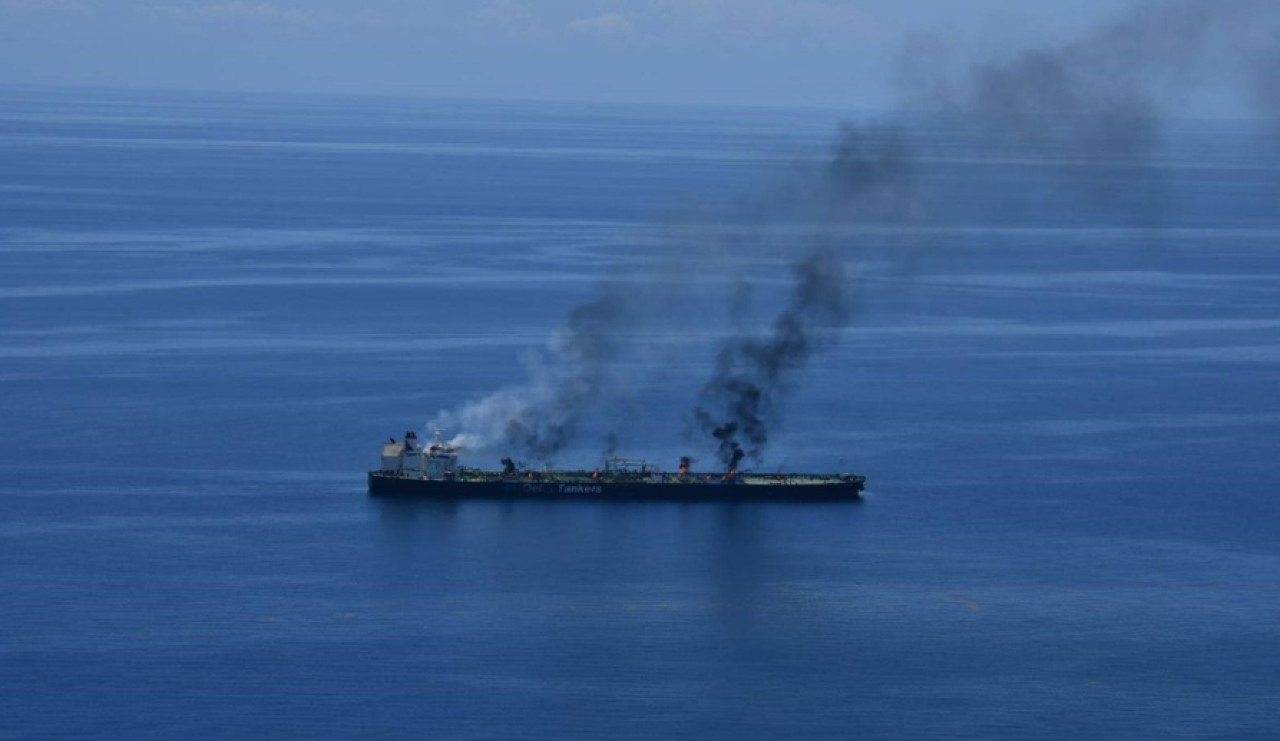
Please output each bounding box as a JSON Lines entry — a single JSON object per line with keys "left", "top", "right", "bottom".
{"left": 380, "top": 430, "right": 459, "bottom": 480}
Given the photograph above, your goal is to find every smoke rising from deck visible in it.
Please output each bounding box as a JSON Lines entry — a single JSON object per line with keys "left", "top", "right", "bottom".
{"left": 431, "top": 289, "right": 635, "bottom": 459}
{"left": 692, "top": 252, "right": 850, "bottom": 467}
{"left": 690, "top": 0, "right": 1279, "bottom": 466}
{"left": 689, "top": 122, "right": 921, "bottom": 468}
{"left": 430, "top": 0, "right": 1279, "bottom": 465}
{"left": 432, "top": 121, "right": 920, "bottom": 463}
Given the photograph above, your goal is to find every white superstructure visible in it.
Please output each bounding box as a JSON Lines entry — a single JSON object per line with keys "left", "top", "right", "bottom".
{"left": 380, "top": 430, "right": 459, "bottom": 479}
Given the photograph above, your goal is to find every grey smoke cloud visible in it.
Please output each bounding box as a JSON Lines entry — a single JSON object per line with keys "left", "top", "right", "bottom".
{"left": 897, "top": 0, "right": 1279, "bottom": 227}
{"left": 824, "top": 123, "right": 919, "bottom": 222}
{"left": 902, "top": 0, "right": 1278, "bottom": 141}
{"left": 1250, "top": 41, "right": 1280, "bottom": 121}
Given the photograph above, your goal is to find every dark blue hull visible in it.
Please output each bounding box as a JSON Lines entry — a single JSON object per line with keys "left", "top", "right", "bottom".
{"left": 367, "top": 471, "right": 863, "bottom": 502}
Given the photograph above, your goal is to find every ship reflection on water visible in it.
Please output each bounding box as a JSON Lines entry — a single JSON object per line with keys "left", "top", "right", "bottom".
{"left": 367, "top": 495, "right": 867, "bottom": 622}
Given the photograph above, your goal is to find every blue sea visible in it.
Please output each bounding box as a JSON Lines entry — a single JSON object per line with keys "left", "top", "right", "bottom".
{"left": 2, "top": 86, "right": 1279, "bottom": 739}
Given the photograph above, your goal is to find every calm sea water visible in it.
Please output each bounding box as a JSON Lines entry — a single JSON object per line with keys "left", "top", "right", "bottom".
{"left": 2, "top": 86, "right": 1279, "bottom": 740}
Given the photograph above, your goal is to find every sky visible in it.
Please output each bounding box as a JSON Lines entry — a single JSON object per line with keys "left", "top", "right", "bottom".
{"left": 0, "top": 0, "right": 1273, "bottom": 113}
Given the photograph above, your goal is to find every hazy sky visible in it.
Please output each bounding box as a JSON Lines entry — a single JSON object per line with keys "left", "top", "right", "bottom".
{"left": 0, "top": 0, "right": 1269, "bottom": 112}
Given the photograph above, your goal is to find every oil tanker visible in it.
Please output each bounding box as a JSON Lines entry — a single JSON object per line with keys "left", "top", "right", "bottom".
{"left": 368, "top": 431, "right": 865, "bottom": 502}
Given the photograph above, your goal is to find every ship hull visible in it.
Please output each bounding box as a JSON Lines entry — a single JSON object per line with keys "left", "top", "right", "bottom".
{"left": 368, "top": 471, "right": 863, "bottom": 502}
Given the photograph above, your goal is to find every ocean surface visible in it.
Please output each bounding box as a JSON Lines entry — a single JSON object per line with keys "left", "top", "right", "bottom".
{"left": 2, "top": 86, "right": 1279, "bottom": 740}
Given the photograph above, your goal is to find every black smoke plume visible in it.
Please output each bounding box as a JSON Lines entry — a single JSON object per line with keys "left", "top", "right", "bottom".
{"left": 692, "top": 251, "right": 851, "bottom": 468}
{"left": 687, "top": 119, "right": 922, "bottom": 468}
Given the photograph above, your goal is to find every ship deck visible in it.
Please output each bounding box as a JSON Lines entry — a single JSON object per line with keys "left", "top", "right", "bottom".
{"left": 406, "top": 469, "right": 862, "bottom": 487}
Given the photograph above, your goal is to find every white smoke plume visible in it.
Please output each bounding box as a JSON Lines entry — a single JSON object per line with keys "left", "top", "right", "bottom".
{"left": 431, "top": 290, "right": 634, "bottom": 459}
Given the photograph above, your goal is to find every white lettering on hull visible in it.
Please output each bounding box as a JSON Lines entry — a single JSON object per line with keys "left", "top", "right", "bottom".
{"left": 558, "top": 484, "right": 604, "bottom": 495}
{"left": 514, "top": 483, "right": 605, "bottom": 495}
